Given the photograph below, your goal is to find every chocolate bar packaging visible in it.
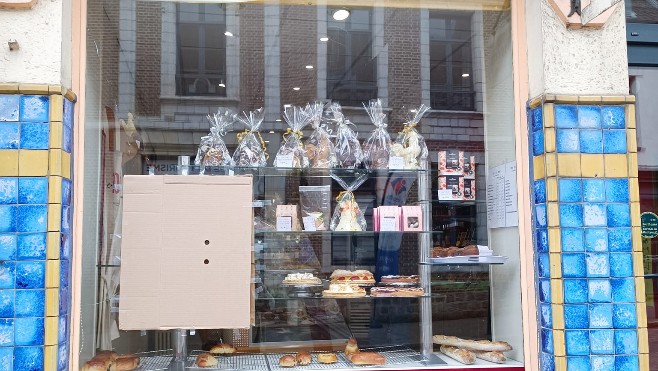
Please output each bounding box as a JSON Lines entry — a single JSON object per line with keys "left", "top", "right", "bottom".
{"left": 377, "top": 206, "right": 402, "bottom": 231}
{"left": 438, "top": 175, "right": 464, "bottom": 200}
{"left": 463, "top": 154, "right": 476, "bottom": 179}
{"left": 401, "top": 206, "right": 423, "bottom": 231}
{"left": 463, "top": 178, "right": 476, "bottom": 200}
{"left": 438, "top": 150, "right": 464, "bottom": 175}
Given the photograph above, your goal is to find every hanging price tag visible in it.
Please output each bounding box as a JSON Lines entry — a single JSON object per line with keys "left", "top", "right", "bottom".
{"left": 276, "top": 216, "right": 293, "bottom": 231}
{"left": 277, "top": 154, "right": 294, "bottom": 168}
{"left": 302, "top": 216, "right": 317, "bottom": 231}
{"left": 388, "top": 156, "right": 404, "bottom": 170}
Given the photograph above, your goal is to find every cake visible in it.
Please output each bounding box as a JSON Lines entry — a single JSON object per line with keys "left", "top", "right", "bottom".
{"left": 282, "top": 272, "right": 321, "bottom": 285}
{"left": 329, "top": 269, "right": 375, "bottom": 284}
{"left": 380, "top": 275, "right": 419, "bottom": 284}
{"left": 322, "top": 283, "right": 366, "bottom": 298}
{"left": 370, "top": 287, "right": 424, "bottom": 297}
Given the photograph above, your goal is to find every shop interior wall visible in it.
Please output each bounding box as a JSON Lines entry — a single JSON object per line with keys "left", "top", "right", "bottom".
{"left": 628, "top": 66, "right": 658, "bottom": 171}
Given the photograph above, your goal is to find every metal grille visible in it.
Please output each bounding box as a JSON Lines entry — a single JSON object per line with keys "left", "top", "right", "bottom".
{"left": 187, "top": 350, "right": 268, "bottom": 370}
{"left": 134, "top": 349, "right": 174, "bottom": 371}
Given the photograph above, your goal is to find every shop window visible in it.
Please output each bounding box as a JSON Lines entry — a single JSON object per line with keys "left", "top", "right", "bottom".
{"left": 176, "top": 3, "right": 227, "bottom": 97}
{"left": 429, "top": 12, "right": 475, "bottom": 111}
{"left": 327, "top": 8, "right": 377, "bottom": 106}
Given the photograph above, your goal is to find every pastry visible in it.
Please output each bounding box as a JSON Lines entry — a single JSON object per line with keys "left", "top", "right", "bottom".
{"left": 81, "top": 360, "right": 109, "bottom": 371}
{"left": 279, "top": 355, "right": 296, "bottom": 368}
{"left": 370, "top": 287, "right": 424, "bottom": 297}
{"left": 348, "top": 352, "right": 386, "bottom": 365}
{"left": 94, "top": 350, "right": 118, "bottom": 361}
{"left": 317, "top": 353, "right": 338, "bottom": 364}
{"left": 380, "top": 275, "right": 419, "bottom": 284}
{"left": 295, "top": 352, "right": 312, "bottom": 365}
{"left": 439, "top": 345, "right": 475, "bottom": 365}
{"left": 433, "top": 334, "right": 513, "bottom": 352}
{"left": 330, "top": 269, "right": 375, "bottom": 284}
{"left": 110, "top": 357, "right": 139, "bottom": 371}
{"left": 322, "top": 283, "right": 366, "bottom": 298}
{"left": 461, "top": 245, "right": 479, "bottom": 256}
{"left": 210, "top": 343, "right": 236, "bottom": 354}
{"left": 282, "top": 273, "right": 321, "bottom": 285}
{"left": 345, "top": 337, "right": 359, "bottom": 357}
{"left": 474, "top": 350, "right": 507, "bottom": 364}
{"left": 432, "top": 247, "right": 449, "bottom": 258}
{"left": 195, "top": 353, "right": 219, "bottom": 368}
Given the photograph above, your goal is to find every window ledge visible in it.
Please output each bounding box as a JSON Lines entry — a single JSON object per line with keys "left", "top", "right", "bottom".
{"left": 160, "top": 95, "right": 240, "bottom": 104}
{"left": 426, "top": 109, "right": 483, "bottom": 118}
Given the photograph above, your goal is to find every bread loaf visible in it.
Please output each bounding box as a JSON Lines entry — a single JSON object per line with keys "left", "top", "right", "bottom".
{"left": 110, "top": 357, "right": 139, "bottom": 371}
{"left": 194, "top": 353, "right": 218, "bottom": 368}
{"left": 210, "top": 343, "right": 236, "bottom": 354}
{"left": 295, "top": 352, "right": 312, "bottom": 365}
{"left": 474, "top": 350, "right": 507, "bottom": 364}
{"left": 439, "top": 345, "right": 475, "bottom": 365}
{"left": 345, "top": 337, "right": 359, "bottom": 356}
{"left": 348, "top": 352, "right": 386, "bottom": 365}
{"left": 81, "top": 360, "right": 109, "bottom": 371}
{"left": 433, "top": 334, "right": 512, "bottom": 352}
{"left": 317, "top": 353, "right": 337, "bottom": 364}
{"left": 278, "top": 355, "right": 296, "bottom": 368}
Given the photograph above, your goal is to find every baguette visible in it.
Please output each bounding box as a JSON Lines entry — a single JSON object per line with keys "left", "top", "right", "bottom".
{"left": 439, "top": 345, "right": 475, "bottom": 365}
{"left": 474, "top": 350, "right": 507, "bottom": 364}
{"left": 433, "top": 334, "right": 512, "bottom": 352}
{"left": 348, "top": 352, "right": 386, "bottom": 365}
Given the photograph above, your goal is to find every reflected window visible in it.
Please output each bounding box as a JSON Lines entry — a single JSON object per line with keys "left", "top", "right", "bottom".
{"left": 327, "top": 8, "right": 377, "bottom": 106}
{"left": 626, "top": 0, "right": 658, "bottom": 23}
{"left": 176, "top": 3, "right": 227, "bottom": 96}
{"left": 429, "top": 12, "right": 474, "bottom": 111}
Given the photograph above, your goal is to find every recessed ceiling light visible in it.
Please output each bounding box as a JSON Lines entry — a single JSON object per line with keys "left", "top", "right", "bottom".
{"left": 462, "top": 73, "right": 470, "bottom": 77}
{"left": 320, "top": 37, "right": 329, "bottom": 42}
{"left": 293, "top": 87, "right": 301, "bottom": 91}
{"left": 224, "top": 31, "right": 234, "bottom": 37}
{"left": 305, "top": 65, "right": 314, "bottom": 69}
{"left": 332, "top": 9, "right": 350, "bottom": 21}
{"left": 218, "top": 81, "right": 226, "bottom": 88}
{"left": 275, "top": 119, "right": 282, "bottom": 122}
{"left": 269, "top": 130, "right": 275, "bottom": 133}
{"left": 264, "top": 140, "right": 270, "bottom": 143}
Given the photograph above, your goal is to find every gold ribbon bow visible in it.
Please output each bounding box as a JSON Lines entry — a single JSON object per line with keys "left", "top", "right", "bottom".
{"left": 237, "top": 129, "right": 269, "bottom": 159}
{"left": 336, "top": 190, "right": 351, "bottom": 202}
{"left": 283, "top": 128, "right": 304, "bottom": 140}
{"left": 400, "top": 121, "right": 418, "bottom": 135}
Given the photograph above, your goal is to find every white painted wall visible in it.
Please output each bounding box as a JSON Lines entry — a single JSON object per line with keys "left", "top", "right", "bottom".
{"left": 0, "top": 0, "right": 70, "bottom": 85}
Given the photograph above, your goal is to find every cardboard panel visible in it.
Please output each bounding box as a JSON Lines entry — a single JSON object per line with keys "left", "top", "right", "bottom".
{"left": 119, "top": 175, "right": 253, "bottom": 330}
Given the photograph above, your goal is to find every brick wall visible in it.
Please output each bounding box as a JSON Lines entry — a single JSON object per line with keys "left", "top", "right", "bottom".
{"left": 136, "top": 1, "right": 162, "bottom": 116}
{"left": 239, "top": 5, "right": 265, "bottom": 111}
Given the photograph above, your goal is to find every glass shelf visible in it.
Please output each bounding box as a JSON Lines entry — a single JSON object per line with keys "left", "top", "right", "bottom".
{"left": 150, "top": 165, "right": 431, "bottom": 178}
{"left": 255, "top": 230, "right": 437, "bottom": 237}
{"left": 255, "top": 294, "right": 435, "bottom": 300}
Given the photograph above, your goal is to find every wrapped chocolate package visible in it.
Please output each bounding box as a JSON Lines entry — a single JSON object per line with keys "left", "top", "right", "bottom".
{"left": 391, "top": 104, "right": 430, "bottom": 169}
{"left": 328, "top": 103, "right": 363, "bottom": 168}
{"left": 233, "top": 108, "right": 268, "bottom": 167}
{"left": 299, "top": 185, "right": 331, "bottom": 231}
{"left": 195, "top": 108, "right": 236, "bottom": 174}
{"left": 305, "top": 102, "right": 336, "bottom": 169}
{"left": 274, "top": 105, "right": 311, "bottom": 168}
{"left": 362, "top": 99, "right": 391, "bottom": 169}
{"left": 330, "top": 172, "right": 368, "bottom": 231}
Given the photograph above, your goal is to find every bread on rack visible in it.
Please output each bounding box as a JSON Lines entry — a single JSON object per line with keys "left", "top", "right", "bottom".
{"left": 345, "top": 337, "right": 359, "bottom": 357}
{"left": 348, "top": 352, "right": 386, "bottom": 365}
{"left": 439, "top": 345, "right": 475, "bottom": 365}
{"left": 81, "top": 360, "right": 109, "bottom": 371}
{"left": 93, "top": 350, "right": 118, "bottom": 362}
{"left": 317, "top": 353, "right": 338, "bottom": 364}
{"left": 322, "top": 283, "right": 366, "bottom": 298}
{"left": 474, "top": 350, "right": 507, "bottom": 364}
{"left": 370, "top": 287, "right": 424, "bottom": 297}
{"left": 109, "top": 356, "right": 139, "bottom": 371}
{"left": 209, "top": 343, "right": 236, "bottom": 354}
{"left": 194, "top": 353, "right": 219, "bottom": 368}
{"left": 295, "top": 352, "right": 312, "bottom": 365}
{"left": 278, "top": 355, "right": 296, "bottom": 368}
{"left": 433, "top": 334, "right": 512, "bottom": 352}
{"left": 330, "top": 269, "right": 375, "bottom": 284}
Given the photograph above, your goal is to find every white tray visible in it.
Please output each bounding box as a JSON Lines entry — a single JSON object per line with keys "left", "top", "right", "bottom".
{"left": 429, "top": 255, "right": 508, "bottom": 265}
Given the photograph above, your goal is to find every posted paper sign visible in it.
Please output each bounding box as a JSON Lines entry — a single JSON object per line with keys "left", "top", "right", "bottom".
{"left": 486, "top": 161, "right": 518, "bottom": 228}
{"left": 277, "top": 216, "right": 293, "bottom": 231}
{"left": 276, "top": 154, "right": 294, "bottom": 168}
{"left": 388, "top": 156, "right": 404, "bottom": 170}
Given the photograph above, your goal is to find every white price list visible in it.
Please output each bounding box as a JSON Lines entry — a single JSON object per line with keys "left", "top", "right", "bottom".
{"left": 486, "top": 161, "right": 518, "bottom": 228}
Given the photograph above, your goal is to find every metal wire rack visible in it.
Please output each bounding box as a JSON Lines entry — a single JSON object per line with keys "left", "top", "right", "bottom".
{"left": 133, "top": 349, "right": 174, "bottom": 370}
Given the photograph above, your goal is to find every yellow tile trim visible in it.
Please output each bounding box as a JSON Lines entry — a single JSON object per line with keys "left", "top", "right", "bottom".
{"left": 631, "top": 202, "right": 641, "bottom": 227}
{"left": 544, "top": 94, "right": 556, "bottom": 102}
{"left": 547, "top": 203, "right": 560, "bottom": 228}
{"left": 640, "top": 353, "right": 650, "bottom": 371}
{"left": 548, "top": 228, "right": 561, "bottom": 253}
{"left": 44, "top": 345, "right": 58, "bottom": 370}
{"left": 18, "top": 83, "right": 50, "bottom": 95}
{"left": 546, "top": 153, "right": 557, "bottom": 177}
{"left": 627, "top": 104, "right": 636, "bottom": 129}
{"left": 47, "top": 204, "right": 61, "bottom": 232}
{"left": 0, "top": 150, "right": 19, "bottom": 176}
{"left": 635, "top": 277, "right": 646, "bottom": 304}
{"left": 601, "top": 96, "right": 626, "bottom": 104}
{"left": 49, "top": 149, "right": 62, "bottom": 177}
{"left": 528, "top": 97, "right": 542, "bottom": 109}
{"left": 48, "top": 85, "right": 63, "bottom": 95}
{"left": 637, "top": 302, "right": 648, "bottom": 328}
{"left": 46, "top": 288, "right": 59, "bottom": 317}
{"left": 553, "top": 332, "right": 566, "bottom": 357}
{"left": 46, "top": 232, "right": 60, "bottom": 260}
{"left": 551, "top": 303, "right": 564, "bottom": 330}
{"left": 64, "top": 89, "right": 77, "bottom": 102}
{"left": 48, "top": 176, "right": 62, "bottom": 204}
{"left": 557, "top": 154, "right": 581, "bottom": 177}
{"left": 49, "top": 95, "right": 63, "bottom": 122}
{"left": 44, "top": 316, "right": 58, "bottom": 345}
{"left": 630, "top": 178, "right": 640, "bottom": 203}
{"left": 549, "top": 253, "right": 562, "bottom": 279}
{"left": 632, "top": 227, "right": 643, "bottom": 252}
{"left": 544, "top": 128, "right": 556, "bottom": 153}
{"left": 0, "top": 83, "right": 19, "bottom": 94}
{"left": 543, "top": 103, "right": 555, "bottom": 128}
{"left": 638, "top": 327, "right": 649, "bottom": 354}
{"left": 634, "top": 252, "right": 645, "bottom": 277}
{"left": 629, "top": 153, "right": 638, "bottom": 178}
{"left": 626, "top": 95, "right": 636, "bottom": 103}
{"left": 533, "top": 155, "right": 545, "bottom": 181}
{"left": 18, "top": 150, "right": 48, "bottom": 176}
{"left": 49, "top": 121, "right": 63, "bottom": 150}
{"left": 0, "top": 84, "right": 75, "bottom": 98}
{"left": 578, "top": 96, "right": 603, "bottom": 104}
{"left": 581, "top": 154, "right": 604, "bottom": 178}
{"left": 551, "top": 279, "right": 564, "bottom": 304}
{"left": 546, "top": 178, "right": 558, "bottom": 202}
{"left": 604, "top": 154, "right": 628, "bottom": 178}
{"left": 46, "top": 260, "right": 60, "bottom": 288}
{"left": 627, "top": 129, "right": 637, "bottom": 153}
{"left": 62, "top": 151, "right": 71, "bottom": 179}
{"left": 554, "top": 95, "right": 579, "bottom": 104}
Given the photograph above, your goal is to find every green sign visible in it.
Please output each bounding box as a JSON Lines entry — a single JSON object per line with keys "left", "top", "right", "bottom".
{"left": 641, "top": 212, "right": 658, "bottom": 239}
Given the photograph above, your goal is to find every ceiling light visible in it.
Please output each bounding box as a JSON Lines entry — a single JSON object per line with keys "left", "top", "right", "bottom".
{"left": 218, "top": 80, "right": 226, "bottom": 88}
{"left": 462, "top": 73, "right": 470, "bottom": 77}
{"left": 305, "top": 65, "right": 314, "bottom": 69}
{"left": 224, "top": 31, "right": 234, "bottom": 37}
{"left": 275, "top": 119, "right": 282, "bottom": 122}
{"left": 320, "top": 37, "right": 329, "bottom": 42}
{"left": 293, "top": 87, "right": 301, "bottom": 91}
{"left": 269, "top": 130, "right": 275, "bottom": 133}
{"left": 332, "top": 9, "right": 350, "bottom": 21}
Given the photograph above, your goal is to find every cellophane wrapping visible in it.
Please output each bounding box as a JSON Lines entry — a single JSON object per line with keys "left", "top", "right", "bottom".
{"left": 330, "top": 172, "right": 369, "bottom": 231}
{"left": 195, "top": 108, "right": 236, "bottom": 174}
{"left": 299, "top": 185, "right": 331, "bottom": 231}
{"left": 391, "top": 104, "right": 430, "bottom": 169}
{"left": 362, "top": 99, "right": 391, "bottom": 169}
{"left": 275, "top": 105, "right": 311, "bottom": 168}
{"left": 232, "top": 108, "right": 268, "bottom": 167}
{"left": 305, "top": 102, "right": 336, "bottom": 168}
{"left": 328, "top": 103, "right": 363, "bottom": 168}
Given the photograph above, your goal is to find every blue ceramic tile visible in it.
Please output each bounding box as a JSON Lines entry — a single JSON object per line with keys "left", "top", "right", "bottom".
{"left": 613, "top": 304, "right": 637, "bottom": 328}
{"left": 14, "top": 317, "right": 44, "bottom": 346}
{"left": 537, "top": 228, "right": 549, "bottom": 253}
{"left": 534, "top": 179, "right": 546, "bottom": 204}
{"left": 62, "top": 124, "right": 72, "bottom": 153}
{"left": 605, "top": 179, "right": 629, "bottom": 203}
{"left": 565, "top": 330, "right": 590, "bottom": 355}
{"left": 63, "top": 99, "right": 74, "bottom": 128}
{"left": 583, "top": 179, "right": 605, "bottom": 202}
{"left": 584, "top": 204, "right": 607, "bottom": 227}
{"left": 58, "top": 316, "right": 66, "bottom": 344}
{"left": 60, "top": 233, "right": 70, "bottom": 261}
{"left": 611, "top": 278, "right": 635, "bottom": 303}
{"left": 530, "top": 108, "right": 543, "bottom": 132}
{"left": 603, "top": 129, "right": 627, "bottom": 154}
{"left": 591, "top": 356, "right": 615, "bottom": 371}
{"left": 536, "top": 204, "right": 547, "bottom": 228}
{"left": 0, "top": 178, "right": 17, "bottom": 204}
{"left": 0, "top": 319, "right": 13, "bottom": 346}
{"left": 16, "top": 205, "right": 47, "bottom": 233}
{"left": 20, "top": 123, "right": 49, "bottom": 149}
{"left": 590, "top": 329, "right": 614, "bottom": 354}
{"left": 15, "top": 261, "right": 44, "bottom": 289}
{"left": 0, "top": 346, "right": 11, "bottom": 369}
{"left": 0, "top": 262, "right": 15, "bottom": 289}
{"left": 540, "top": 303, "right": 553, "bottom": 328}
{"left": 561, "top": 228, "right": 584, "bottom": 252}
{"left": 19, "top": 95, "right": 49, "bottom": 122}
{"left": 589, "top": 279, "right": 612, "bottom": 302}
{"left": 566, "top": 357, "right": 590, "bottom": 371}
{"left": 60, "top": 260, "right": 69, "bottom": 288}
{"left": 615, "top": 330, "right": 638, "bottom": 354}
{"left": 564, "top": 304, "right": 588, "bottom": 329}
{"left": 562, "top": 254, "right": 586, "bottom": 278}
{"left": 557, "top": 130, "right": 580, "bottom": 153}
{"left": 586, "top": 253, "right": 610, "bottom": 277}
{"left": 608, "top": 229, "right": 631, "bottom": 252}
{"left": 14, "top": 290, "right": 44, "bottom": 317}
{"left": 0, "top": 290, "right": 14, "bottom": 318}
{"left": 0, "top": 206, "right": 16, "bottom": 233}
{"left": 0, "top": 95, "right": 19, "bottom": 122}
{"left": 0, "top": 123, "right": 19, "bottom": 149}
{"left": 560, "top": 204, "right": 583, "bottom": 227}
{"left": 578, "top": 105, "right": 602, "bottom": 128}
{"left": 539, "top": 279, "right": 552, "bottom": 303}
{"left": 59, "top": 286, "right": 69, "bottom": 316}
{"left": 585, "top": 228, "right": 608, "bottom": 252}
{"left": 590, "top": 304, "right": 614, "bottom": 328}
{"left": 18, "top": 178, "right": 47, "bottom": 205}
{"left": 579, "top": 130, "right": 603, "bottom": 153}
{"left": 0, "top": 234, "right": 16, "bottom": 260}
{"left": 533, "top": 130, "right": 545, "bottom": 155}
{"left": 555, "top": 105, "right": 578, "bottom": 128}
{"left": 610, "top": 253, "right": 634, "bottom": 277}
{"left": 601, "top": 106, "right": 625, "bottom": 129}
{"left": 615, "top": 355, "right": 639, "bottom": 371}
{"left": 538, "top": 253, "right": 550, "bottom": 278}
{"left": 541, "top": 352, "right": 555, "bottom": 371}
{"left": 607, "top": 204, "right": 631, "bottom": 227}
{"left": 541, "top": 328, "right": 554, "bottom": 354}
{"left": 62, "top": 178, "right": 71, "bottom": 206}
{"left": 559, "top": 179, "right": 582, "bottom": 202}
{"left": 61, "top": 205, "right": 71, "bottom": 233}
{"left": 14, "top": 346, "right": 43, "bottom": 371}
{"left": 58, "top": 342, "right": 68, "bottom": 371}
{"left": 564, "top": 279, "right": 588, "bottom": 303}
{"left": 16, "top": 233, "right": 46, "bottom": 260}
